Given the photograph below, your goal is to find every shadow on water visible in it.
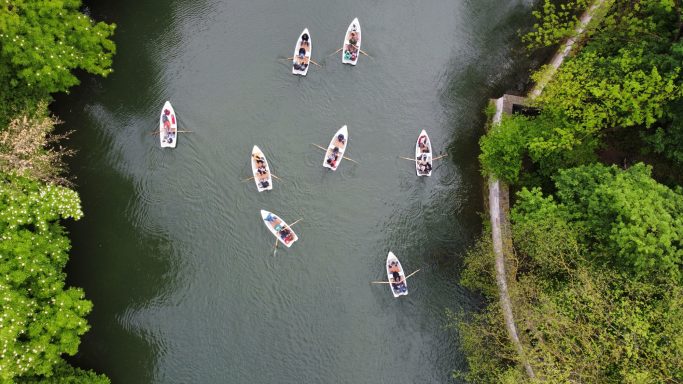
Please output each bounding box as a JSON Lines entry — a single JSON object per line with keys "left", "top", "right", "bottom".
{"left": 57, "top": 0, "right": 194, "bottom": 382}
{"left": 384, "top": 0, "right": 541, "bottom": 379}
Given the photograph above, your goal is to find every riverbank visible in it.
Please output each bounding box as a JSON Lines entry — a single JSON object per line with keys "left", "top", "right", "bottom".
{"left": 458, "top": 0, "right": 683, "bottom": 381}
{"left": 0, "top": 1, "right": 115, "bottom": 382}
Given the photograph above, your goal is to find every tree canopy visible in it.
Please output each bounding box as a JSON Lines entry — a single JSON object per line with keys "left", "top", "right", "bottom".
{"left": 514, "top": 163, "right": 683, "bottom": 280}
{"left": 0, "top": 175, "right": 105, "bottom": 383}
{"left": 0, "top": 0, "right": 116, "bottom": 122}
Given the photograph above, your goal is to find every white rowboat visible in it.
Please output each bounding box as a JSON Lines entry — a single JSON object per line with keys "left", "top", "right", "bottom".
{"left": 341, "top": 18, "right": 361, "bottom": 65}
{"left": 386, "top": 252, "right": 408, "bottom": 297}
{"left": 322, "top": 125, "right": 348, "bottom": 171}
{"left": 251, "top": 146, "right": 273, "bottom": 192}
{"left": 159, "top": 101, "right": 177, "bottom": 148}
{"left": 292, "top": 28, "right": 311, "bottom": 76}
{"left": 261, "top": 210, "right": 298, "bottom": 248}
{"left": 415, "top": 129, "right": 432, "bottom": 176}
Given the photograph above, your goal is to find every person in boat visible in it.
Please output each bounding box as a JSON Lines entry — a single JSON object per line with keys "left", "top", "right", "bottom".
{"left": 266, "top": 213, "right": 278, "bottom": 223}
{"left": 336, "top": 134, "right": 346, "bottom": 146}
{"left": 260, "top": 180, "right": 269, "bottom": 188}
{"left": 257, "top": 164, "right": 267, "bottom": 175}
{"left": 162, "top": 110, "right": 172, "bottom": 132}
{"left": 392, "top": 273, "right": 403, "bottom": 285}
{"left": 348, "top": 30, "right": 358, "bottom": 46}
{"left": 418, "top": 135, "right": 429, "bottom": 153}
{"left": 326, "top": 147, "right": 339, "bottom": 166}
{"left": 418, "top": 155, "right": 432, "bottom": 174}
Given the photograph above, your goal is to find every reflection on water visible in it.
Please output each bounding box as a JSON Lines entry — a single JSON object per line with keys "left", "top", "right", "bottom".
{"left": 59, "top": 0, "right": 536, "bottom": 382}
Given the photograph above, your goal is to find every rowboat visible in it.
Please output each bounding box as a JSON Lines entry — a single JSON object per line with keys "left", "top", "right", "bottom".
{"left": 261, "top": 210, "right": 298, "bottom": 248}
{"left": 159, "top": 101, "right": 177, "bottom": 148}
{"left": 251, "top": 146, "right": 273, "bottom": 192}
{"left": 341, "top": 18, "right": 361, "bottom": 65}
{"left": 322, "top": 125, "right": 348, "bottom": 171}
{"left": 415, "top": 129, "right": 432, "bottom": 176}
{"left": 292, "top": 28, "right": 311, "bottom": 76}
{"left": 386, "top": 252, "right": 408, "bottom": 297}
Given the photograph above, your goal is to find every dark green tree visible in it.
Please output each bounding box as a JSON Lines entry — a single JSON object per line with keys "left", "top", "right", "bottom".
{"left": 514, "top": 162, "right": 683, "bottom": 280}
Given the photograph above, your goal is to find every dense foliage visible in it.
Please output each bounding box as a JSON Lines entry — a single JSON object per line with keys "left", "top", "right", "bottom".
{"left": 461, "top": 0, "right": 683, "bottom": 382}
{"left": 479, "top": 0, "right": 683, "bottom": 183}
{"left": 458, "top": 164, "right": 683, "bottom": 383}
{"left": 0, "top": 0, "right": 115, "bottom": 382}
{"left": 0, "top": 175, "right": 108, "bottom": 383}
{"left": 0, "top": 0, "right": 116, "bottom": 123}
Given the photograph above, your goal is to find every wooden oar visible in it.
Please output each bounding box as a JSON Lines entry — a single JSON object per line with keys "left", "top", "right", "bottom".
{"left": 282, "top": 218, "right": 302, "bottom": 229}
{"left": 311, "top": 143, "right": 327, "bottom": 151}
{"left": 271, "top": 174, "right": 283, "bottom": 181}
{"left": 150, "top": 130, "right": 193, "bottom": 136}
{"left": 400, "top": 156, "right": 416, "bottom": 161}
{"left": 359, "top": 49, "right": 372, "bottom": 58}
{"left": 242, "top": 176, "right": 255, "bottom": 182}
{"left": 405, "top": 269, "right": 421, "bottom": 280}
{"left": 311, "top": 143, "right": 359, "bottom": 164}
{"left": 432, "top": 153, "right": 448, "bottom": 161}
{"left": 371, "top": 268, "right": 421, "bottom": 284}
{"left": 343, "top": 156, "right": 359, "bottom": 164}
{"left": 309, "top": 59, "right": 322, "bottom": 67}
{"left": 328, "top": 47, "right": 343, "bottom": 57}
{"left": 279, "top": 56, "right": 295, "bottom": 61}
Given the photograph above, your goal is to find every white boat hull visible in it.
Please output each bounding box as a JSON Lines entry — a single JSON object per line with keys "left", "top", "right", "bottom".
{"left": 386, "top": 252, "right": 408, "bottom": 297}
{"left": 251, "top": 145, "right": 273, "bottom": 192}
{"left": 261, "top": 210, "right": 298, "bottom": 248}
{"left": 159, "top": 101, "right": 177, "bottom": 148}
{"left": 292, "top": 28, "right": 311, "bottom": 76}
{"left": 322, "top": 125, "right": 348, "bottom": 171}
{"left": 415, "top": 129, "right": 432, "bottom": 176}
{"left": 342, "top": 18, "right": 361, "bottom": 65}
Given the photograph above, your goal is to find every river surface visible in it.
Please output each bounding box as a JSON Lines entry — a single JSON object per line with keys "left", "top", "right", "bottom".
{"left": 56, "top": 0, "right": 536, "bottom": 382}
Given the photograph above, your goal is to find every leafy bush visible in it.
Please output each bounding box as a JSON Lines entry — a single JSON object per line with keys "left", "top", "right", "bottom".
{"left": 479, "top": 115, "right": 529, "bottom": 184}
{"left": 0, "top": 0, "right": 116, "bottom": 124}
{"left": 0, "top": 175, "right": 96, "bottom": 382}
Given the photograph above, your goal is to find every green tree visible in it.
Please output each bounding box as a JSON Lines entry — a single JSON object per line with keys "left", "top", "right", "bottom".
{"left": 514, "top": 163, "right": 683, "bottom": 280}
{"left": 502, "top": 0, "right": 683, "bottom": 179}
{"left": 479, "top": 114, "right": 529, "bottom": 184}
{"left": 0, "top": 175, "right": 94, "bottom": 382}
{"left": 0, "top": 0, "right": 116, "bottom": 122}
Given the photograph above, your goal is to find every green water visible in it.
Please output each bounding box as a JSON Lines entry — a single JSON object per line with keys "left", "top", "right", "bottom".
{"left": 55, "top": 0, "right": 536, "bottom": 382}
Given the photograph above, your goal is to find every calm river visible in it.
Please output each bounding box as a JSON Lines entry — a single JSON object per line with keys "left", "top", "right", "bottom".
{"left": 56, "top": 0, "right": 536, "bottom": 382}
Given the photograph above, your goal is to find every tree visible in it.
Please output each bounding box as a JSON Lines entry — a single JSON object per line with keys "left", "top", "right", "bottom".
{"left": 0, "top": 175, "right": 94, "bottom": 382}
{"left": 0, "top": 0, "right": 116, "bottom": 122}
{"left": 513, "top": 163, "right": 683, "bottom": 280}
{"left": 479, "top": 114, "right": 529, "bottom": 184}
{"left": 0, "top": 102, "right": 73, "bottom": 185}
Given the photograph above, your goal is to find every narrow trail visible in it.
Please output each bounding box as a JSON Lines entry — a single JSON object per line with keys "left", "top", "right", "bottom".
{"left": 487, "top": 0, "right": 608, "bottom": 379}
